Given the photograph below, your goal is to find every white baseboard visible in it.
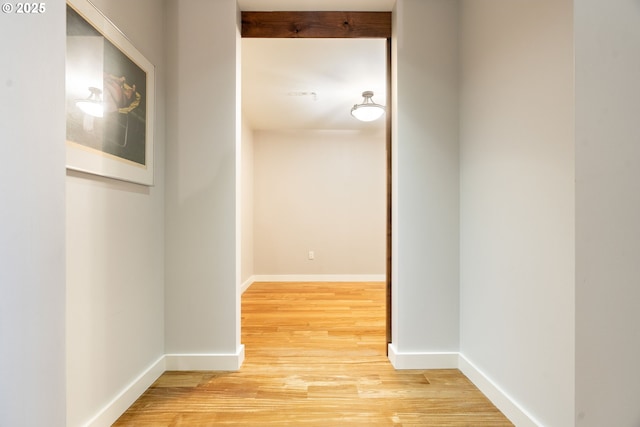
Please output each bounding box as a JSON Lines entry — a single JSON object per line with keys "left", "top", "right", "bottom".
{"left": 252, "top": 274, "right": 385, "bottom": 283}
{"left": 86, "top": 355, "right": 165, "bottom": 427}
{"left": 165, "top": 345, "right": 245, "bottom": 371}
{"left": 87, "top": 347, "right": 535, "bottom": 427}
{"left": 85, "top": 347, "right": 245, "bottom": 426}
{"left": 387, "top": 344, "right": 459, "bottom": 369}
{"left": 386, "top": 346, "right": 540, "bottom": 427}
{"left": 458, "top": 354, "right": 541, "bottom": 427}
{"left": 240, "top": 276, "right": 254, "bottom": 293}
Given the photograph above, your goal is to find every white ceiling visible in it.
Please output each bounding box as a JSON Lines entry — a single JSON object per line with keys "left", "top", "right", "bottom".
{"left": 239, "top": 0, "right": 391, "bottom": 132}
{"left": 242, "top": 38, "right": 387, "bottom": 131}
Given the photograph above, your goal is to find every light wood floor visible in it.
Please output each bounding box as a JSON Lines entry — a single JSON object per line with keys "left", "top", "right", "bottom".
{"left": 114, "top": 282, "right": 513, "bottom": 426}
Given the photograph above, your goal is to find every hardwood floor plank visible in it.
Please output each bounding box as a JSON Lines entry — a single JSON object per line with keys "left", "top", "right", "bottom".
{"left": 114, "top": 282, "right": 513, "bottom": 426}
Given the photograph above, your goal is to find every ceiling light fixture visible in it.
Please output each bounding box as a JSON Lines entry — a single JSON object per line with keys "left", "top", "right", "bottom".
{"left": 76, "top": 87, "right": 104, "bottom": 118}
{"left": 350, "top": 90, "right": 385, "bottom": 122}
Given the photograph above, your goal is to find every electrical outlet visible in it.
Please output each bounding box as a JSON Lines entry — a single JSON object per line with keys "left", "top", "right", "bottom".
{"left": 308, "top": 251, "right": 314, "bottom": 260}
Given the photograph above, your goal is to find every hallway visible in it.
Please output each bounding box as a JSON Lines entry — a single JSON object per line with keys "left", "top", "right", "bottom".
{"left": 114, "top": 282, "right": 512, "bottom": 426}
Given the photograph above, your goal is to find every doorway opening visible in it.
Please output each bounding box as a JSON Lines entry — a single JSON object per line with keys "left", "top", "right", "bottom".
{"left": 240, "top": 11, "right": 392, "bottom": 349}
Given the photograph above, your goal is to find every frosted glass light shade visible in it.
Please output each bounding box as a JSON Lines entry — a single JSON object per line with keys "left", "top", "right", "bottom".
{"left": 351, "top": 91, "right": 385, "bottom": 122}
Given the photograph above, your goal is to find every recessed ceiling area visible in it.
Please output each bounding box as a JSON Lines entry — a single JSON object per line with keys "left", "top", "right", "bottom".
{"left": 242, "top": 38, "right": 387, "bottom": 131}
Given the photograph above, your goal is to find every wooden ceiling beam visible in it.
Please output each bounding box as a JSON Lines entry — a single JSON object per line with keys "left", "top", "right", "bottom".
{"left": 241, "top": 11, "right": 391, "bottom": 38}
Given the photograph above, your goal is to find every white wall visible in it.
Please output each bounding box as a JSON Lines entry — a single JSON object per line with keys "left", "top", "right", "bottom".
{"left": 164, "top": 0, "right": 242, "bottom": 359}
{"left": 0, "top": 4, "right": 67, "bottom": 426}
{"left": 65, "top": 1, "right": 166, "bottom": 425}
{"left": 391, "top": 0, "right": 460, "bottom": 355}
{"left": 575, "top": 1, "right": 640, "bottom": 425}
{"left": 241, "top": 118, "right": 255, "bottom": 287}
{"left": 253, "top": 129, "right": 386, "bottom": 278}
{"left": 459, "top": 1, "right": 574, "bottom": 426}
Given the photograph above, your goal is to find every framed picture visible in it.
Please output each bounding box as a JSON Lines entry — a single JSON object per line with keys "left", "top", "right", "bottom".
{"left": 65, "top": 0, "right": 154, "bottom": 186}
